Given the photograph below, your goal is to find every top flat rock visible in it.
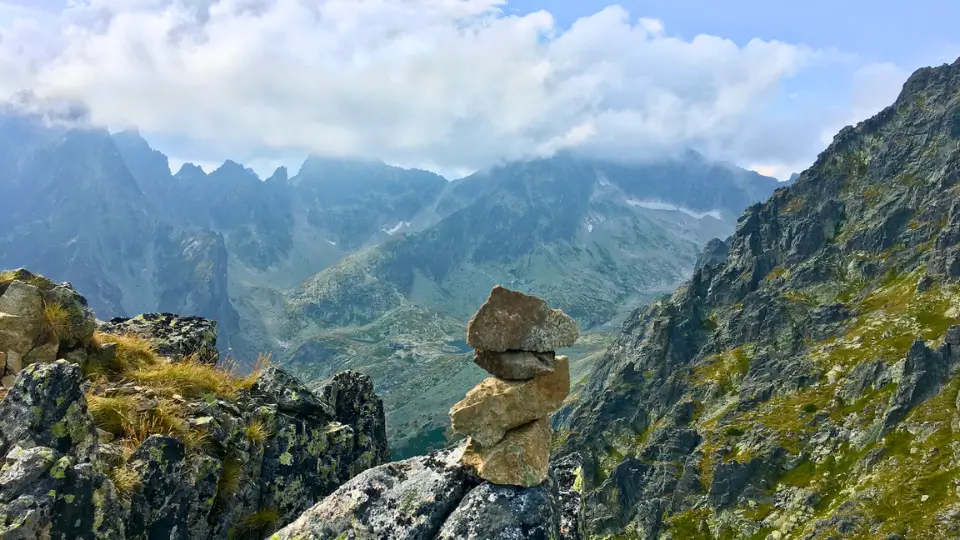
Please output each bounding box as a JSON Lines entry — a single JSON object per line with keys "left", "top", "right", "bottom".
{"left": 466, "top": 286, "right": 579, "bottom": 353}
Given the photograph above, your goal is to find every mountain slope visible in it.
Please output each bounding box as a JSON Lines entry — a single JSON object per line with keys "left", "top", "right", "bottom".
{"left": 557, "top": 58, "right": 960, "bottom": 539}
{"left": 276, "top": 155, "right": 782, "bottom": 457}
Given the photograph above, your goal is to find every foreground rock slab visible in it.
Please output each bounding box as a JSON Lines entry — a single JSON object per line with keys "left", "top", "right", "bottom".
{"left": 273, "top": 442, "right": 582, "bottom": 539}
{"left": 462, "top": 417, "right": 552, "bottom": 487}
{"left": 466, "top": 286, "right": 579, "bottom": 352}
{"left": 273, "top": 445, "right": 478, "bottom": 540}
{"left": 437, "top": 479, "right": 561, "bottom": 540}
{"left": 473, "top": 349, "right": 556, "bottom": 380}
{"left": 450, "top": 356, "right": 570, "bottom": 446}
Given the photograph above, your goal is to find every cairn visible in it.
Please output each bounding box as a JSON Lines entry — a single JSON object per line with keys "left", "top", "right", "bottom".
{"left": 449, "top": 285, "right": 579, "bottom": 487}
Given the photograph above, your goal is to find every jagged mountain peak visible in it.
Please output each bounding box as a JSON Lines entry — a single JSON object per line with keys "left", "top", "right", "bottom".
{"left": 210, "top": 159, "right": 260, "bottom": 181}
{"left": 267, "top": 165, "right": 289, "bottom": 183}
{"left": 174, "top": 162, "right": 207, "bottom": 179}
{"left": 295, "top": 154, "right": 392, "bottom": 181}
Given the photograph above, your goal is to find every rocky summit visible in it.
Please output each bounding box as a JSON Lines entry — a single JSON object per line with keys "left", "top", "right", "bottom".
{"left": 0, "top": 269, "right": 388, "bottom": 539}
{"left": 268, "top": 287, "right": 584, "bottom": 539}
{"left": 97, "top": 313, "right": 220, "bottom": 364}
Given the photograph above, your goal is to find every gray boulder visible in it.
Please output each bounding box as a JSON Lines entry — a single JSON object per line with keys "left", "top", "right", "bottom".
{"left": 0, "top": 360, "right": 98, "bottom": 460}
{"left": 0, "top": 361, "right": 126, "bottom": 539}
{"left": 436, "top": 479, "right": 561, "bottom": 540}
{"left": 274, "top": 445, "right": 478, "bottom": 540}
{"left": 274, "top": 444, "right": 583, "bottom": 540}
{"left": 252, "top": 366, "right": 335, "bottom": 422}
{"left": 0, "top": 281, "right": 45, "bottom": 365}
{"left": 466, "top": 286, "right": 579, "bottom": 353}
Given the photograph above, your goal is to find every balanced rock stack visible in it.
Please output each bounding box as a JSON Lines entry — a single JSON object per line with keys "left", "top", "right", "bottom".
{"left": 449, "top": 285, "right": 579, "bottom": 487}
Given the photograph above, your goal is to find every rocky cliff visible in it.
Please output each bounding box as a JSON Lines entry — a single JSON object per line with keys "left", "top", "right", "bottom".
{"left": 556, "top": 58, "right": 960, "bottom": 538}
{"left": 0, "top": 269, "right": 388, "bottom": 539}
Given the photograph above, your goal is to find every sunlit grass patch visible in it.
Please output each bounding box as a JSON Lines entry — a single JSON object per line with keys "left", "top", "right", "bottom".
{"left": 42, "top": 302, "right": 72, "bottom": 343}
{"left": 86, "top": 331, "right": 159, "bottom": 378}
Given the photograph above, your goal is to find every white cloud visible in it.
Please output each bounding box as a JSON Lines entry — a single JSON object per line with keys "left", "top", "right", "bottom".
{"left": 818, "top": 62, "right": 910, "bottom": 146}
{"left": 0, "top": 0, "right": 862, "bottom": 172}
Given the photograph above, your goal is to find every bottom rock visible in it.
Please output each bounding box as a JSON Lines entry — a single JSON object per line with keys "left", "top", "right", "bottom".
{"left": 462, "top": 416, "right": 551, "bottom": 487}
{"left": 437, "top": 479, "right": 561, "bottom": 540}
{"left": 273, "top": 445, "right": 477, "bottom": 539}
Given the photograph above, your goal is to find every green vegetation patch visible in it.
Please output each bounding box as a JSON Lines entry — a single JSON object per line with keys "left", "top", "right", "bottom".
{"left": 691, "top": 344, "right": 756, "bottom": 394}
{"left": 853, "top": 376, "right": 960, "bottom": 537}
{"left": 810, "top": 271, "right": 959, "bottom": 372}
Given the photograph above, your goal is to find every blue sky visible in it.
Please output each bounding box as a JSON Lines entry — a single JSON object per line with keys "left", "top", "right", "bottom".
{"left": 509, "top": 0, "right": 958, "bottom": 65}
{"left": 0, "top": 0, "right": 957, "bottom": 179}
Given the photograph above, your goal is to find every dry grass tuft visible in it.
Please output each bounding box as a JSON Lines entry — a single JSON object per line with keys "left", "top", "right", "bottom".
{"left": 245, "top": 417, "right": 273, "bottom": 446}
{"left": 87, "top": 331, "right": 159, "bottom": 378}
{"left": 42, "top": 302, "right": 72, "bottom": 343}
{"left": 223, "top": 352, "right": 273, "bottom": 392}
{"left": 132, "top": 355, "right": 243, "bottom": 400}
{"left": 107, "top": 466, "right": 141, "bottom": 500}
{"left": 217, "top": 457, "right": 244, "bottom": 503}
{"left": 233, "top": 508, "right": 280, "bottom": 537}
{"left": 87, "top": 394, "right": 138, "bottom": 436}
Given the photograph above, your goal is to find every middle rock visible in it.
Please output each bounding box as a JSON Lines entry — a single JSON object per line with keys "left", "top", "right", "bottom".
{"left": 450, "top": 356, "right": 570, "bottom": 447}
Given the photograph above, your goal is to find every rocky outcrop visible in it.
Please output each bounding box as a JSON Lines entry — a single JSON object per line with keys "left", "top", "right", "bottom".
{"left": 0, "top": 361, "right": 127, "bottom": 539}
{"left": 0, "top": 269, "right": 97, "bottom": 389}
{"left": 451, "top": 286, "right": 576, "bottom": 488}
{"left": 436, "top": 478, "right": 562, "bottom": 540}
{"left": 555, "top": 57, "right": 960, "bottom": 539}
{"left": 0, "top": 270, "right": 390, "bottom": 539}
{"left": 98, "top": 313, "right": 219, "bottom": 364}
{"left": 275, "top": 445, "right": 477, "bottom": 539}
{"left": 317, "top": 371, "right": 390, "bottom": 474}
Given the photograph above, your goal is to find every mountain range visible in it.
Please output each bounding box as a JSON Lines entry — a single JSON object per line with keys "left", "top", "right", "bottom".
{"left": 0, "top": 108, "right": 784, "bottom": 456}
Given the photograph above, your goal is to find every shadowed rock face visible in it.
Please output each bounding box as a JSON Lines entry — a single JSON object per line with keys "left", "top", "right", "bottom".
{"left": 473, "top": 350, "right": 557, "bottom": 381}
